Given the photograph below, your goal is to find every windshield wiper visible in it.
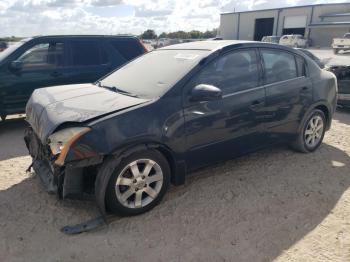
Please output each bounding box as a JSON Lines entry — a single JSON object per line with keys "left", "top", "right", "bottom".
{"left": 96, "top": 81, "right": 139, "bottom": 98}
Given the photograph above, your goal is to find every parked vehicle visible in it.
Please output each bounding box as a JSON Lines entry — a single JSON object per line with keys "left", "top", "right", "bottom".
{"left": 261, "top": 36, "right": 280, "bottom": 44}
{"left": 0, "top": 35, "right": 147, "bottom": 121}
{"left": 332, "top": 33, "right": 350, "bottom": 54}
{"left": 326, "top": 64, "right": 350, "bottom": 106}
{"left": 0, "top": 41, "right": 8, "bottom": 52}
{"left": 295, "top": 48, "right": 325, "bottom": 68}
{"left": 25, "top": 41, "right": 337, "bottom": 216}
{"left": 279, "top": 34, "right": 309, "bottom": 48}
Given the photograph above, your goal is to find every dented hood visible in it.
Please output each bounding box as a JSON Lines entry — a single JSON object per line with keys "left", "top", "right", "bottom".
{"left": 26, "top": 83, "right": 150, "bottom": 142}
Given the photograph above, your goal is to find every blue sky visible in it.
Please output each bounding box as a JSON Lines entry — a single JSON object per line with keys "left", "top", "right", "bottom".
{"left": 0, "top": 0, "right": 349, "bottom": 37}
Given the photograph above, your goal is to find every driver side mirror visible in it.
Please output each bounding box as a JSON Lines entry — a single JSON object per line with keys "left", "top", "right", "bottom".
{"left": 190, "top": 84, "right": 222, "bottom": 102}
{"left": 9, "top": 60, "right": 23, "bottom": 71}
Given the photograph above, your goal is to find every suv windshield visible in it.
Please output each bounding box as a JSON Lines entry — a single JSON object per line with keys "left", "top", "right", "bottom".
{"left": 0, "top": 39, "right": 29, "bottom": 62}
{"left": 99, "top": 49, "right": 209, "bottom": 99}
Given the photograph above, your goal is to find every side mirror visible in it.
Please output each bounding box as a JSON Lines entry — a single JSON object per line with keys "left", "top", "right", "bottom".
{"left": 9, "top": 60, "right": 23, "bottom": 71}
{"left": 190, "top": 84, "right": 222, "bottom": 102}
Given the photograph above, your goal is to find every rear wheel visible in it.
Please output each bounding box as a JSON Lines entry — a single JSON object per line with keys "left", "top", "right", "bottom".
{"left": 104, "top": 149, "right": 170, "bottom": 216}
{"left": 291, "top": 109, "right": 326, "bottom": 153}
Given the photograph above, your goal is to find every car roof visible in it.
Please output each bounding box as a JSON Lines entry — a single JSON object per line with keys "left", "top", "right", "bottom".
{"left": 158, "top": 40, "right": 298, "bottom": 53}
{"left": 31, "top": 35, "right": 138, "bottom": 40}
{"left": 160, "top": 40, "right": 258, "bottom": 51}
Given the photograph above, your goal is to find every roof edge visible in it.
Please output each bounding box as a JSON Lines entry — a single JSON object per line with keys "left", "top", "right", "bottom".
{"left": 221, "top": 2, "right": 350, "bottom": 16}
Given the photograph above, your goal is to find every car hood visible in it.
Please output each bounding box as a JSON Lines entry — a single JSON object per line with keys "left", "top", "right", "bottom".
{"left": 26, "top": 83, "right": 150, "bottom": 142}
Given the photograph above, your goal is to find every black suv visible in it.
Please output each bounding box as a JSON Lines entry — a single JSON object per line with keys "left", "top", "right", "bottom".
{"left": 25, "top": 41, "right": 337, "bottom": 216}
{"left": 0, "top": 35, "right": 147, "bottom": 121}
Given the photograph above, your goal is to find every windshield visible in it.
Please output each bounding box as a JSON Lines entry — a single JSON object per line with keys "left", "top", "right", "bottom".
{"left": 0, "top": 39, "right": 29, "bottom": 61}
{"left": 99, "top": 49, "right": 209, "bottom": 98}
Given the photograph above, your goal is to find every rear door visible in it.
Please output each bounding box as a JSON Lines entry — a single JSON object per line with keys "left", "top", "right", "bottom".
{"left": 64, "top": 38, "right": 112, "bottom": 83}
{"left": 259, "top": 48, "right": 312, "bottom": 135}
{"left": 1, "top": 38, "right": 68, "bottom": 114}
{"left": 184, "top": 48, "right": 267, "bottom": 170}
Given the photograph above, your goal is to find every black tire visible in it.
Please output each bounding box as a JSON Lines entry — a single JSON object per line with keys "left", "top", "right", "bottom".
{"left": 333, "top": 49, "right": 339, "bottom": 54}
{"left": 104, "top": 149, "right": 170, "bottom": 216}
{"left": 290, "top": 109, "right": 326, "bottom": 153}
{"left": 0, "top": 114, "right": 6, "bottom": 122}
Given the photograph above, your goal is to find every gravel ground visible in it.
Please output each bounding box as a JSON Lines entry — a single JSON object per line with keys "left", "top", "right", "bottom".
{"left": 0, "top": 109, "right": 349, "bottom": 262}
{"left": 1, "top": 49, "right": 350, "bottom": 262}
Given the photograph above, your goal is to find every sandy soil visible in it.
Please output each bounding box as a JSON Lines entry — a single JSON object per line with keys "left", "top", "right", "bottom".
{"left": 0, "top": 109, "right": 349, "bottom": 262}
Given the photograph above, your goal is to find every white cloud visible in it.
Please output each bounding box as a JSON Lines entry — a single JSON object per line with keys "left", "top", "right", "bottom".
{"left": 0, "top": 0, "right": 349, "bottom": 36}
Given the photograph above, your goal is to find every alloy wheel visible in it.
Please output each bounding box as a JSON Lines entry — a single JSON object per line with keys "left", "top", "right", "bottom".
{"left": 115, "top": 159, "right": 164, "bottom": 209}
{"left": 304, "top": 115, "right": 324, "bottom": 148}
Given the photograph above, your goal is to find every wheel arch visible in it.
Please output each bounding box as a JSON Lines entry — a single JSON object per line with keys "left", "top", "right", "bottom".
{"left": 95, "top": 141, "right": 186, "bottom": 215}
{"left": 299, "top": 101, "right": 332, "bottom": 133}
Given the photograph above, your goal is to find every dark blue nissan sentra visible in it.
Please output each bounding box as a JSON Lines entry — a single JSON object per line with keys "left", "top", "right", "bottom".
{"left": 25, "top": 40, "right": 337, "bottom": 216}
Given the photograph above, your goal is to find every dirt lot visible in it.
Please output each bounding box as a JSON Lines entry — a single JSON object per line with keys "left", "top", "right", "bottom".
{"left": 0, "top": 109, "right": 349, "bottom": 262}
{"left": 1, "top": 48, "right": 350, "bottom": 262}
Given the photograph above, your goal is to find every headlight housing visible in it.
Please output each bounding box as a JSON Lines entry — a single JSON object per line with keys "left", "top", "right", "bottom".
{"left": 48, "top": 127, "right": 91, "bottom": 165}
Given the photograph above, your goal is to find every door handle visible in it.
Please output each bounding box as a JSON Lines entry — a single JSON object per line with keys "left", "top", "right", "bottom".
{"left": 51, "top": 71, "right": 62, "bottom": 77}
{"left": 250, "top": 100, "right": 264, "bottom": 109}
{"left": 300, "top": 86, "right": 309, "bottom": 92}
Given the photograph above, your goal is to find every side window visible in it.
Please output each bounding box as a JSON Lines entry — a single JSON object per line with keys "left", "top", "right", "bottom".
{"left": 193, "top": 49, "right": 260, "bottom": 95}
{"left": 261, "top": 49, "right": 298, "bottom": 84}
{"left": 70, "top": 40, "right": 107, "bottom": 66}
{"left": 296, "top": 56, "right": 306, "bottom": 77}
{"left": 110, "top": 39, "right": 144, "bottom": 60}
{"left": 17, "top": 42, "right": 65, "bottom": 69}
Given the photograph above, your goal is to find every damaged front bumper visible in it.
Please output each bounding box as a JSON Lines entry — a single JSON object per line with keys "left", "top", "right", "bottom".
{"left": 24, "top": 127, "right": 101, "bottom": 200}
{"left": 24, "top": 127, "right": 61, "bottom": 194}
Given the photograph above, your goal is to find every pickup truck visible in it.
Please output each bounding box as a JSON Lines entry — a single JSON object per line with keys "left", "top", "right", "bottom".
{"left": 332, "top": 33, "right": 350, "bottom": 54}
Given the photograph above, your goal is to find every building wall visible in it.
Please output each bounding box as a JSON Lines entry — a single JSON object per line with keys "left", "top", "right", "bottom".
{"left": 220, "top": 13, "right": 238, "bottom": 40}
{"left": 276, "top": 6, "right": 313, "bottom": 37}
{"left": 310, "top": 27, "right": 349, "bottom": 47}
{"left": 238, "top": 10, "right": 278, "bottom": 40}
{"left": 220, "top": 3, "right": 350, "bottom": 47}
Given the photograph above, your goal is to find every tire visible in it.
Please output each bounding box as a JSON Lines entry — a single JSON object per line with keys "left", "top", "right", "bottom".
{"left": 104, "top": 149, "right": 170, "bottom": 216}
{"left": 290, "top": 109, "right": 326, "bottom": 153}
{"left": 0, "top": 114, "right": 6, "bottom": 122}
{"left": 333, "top": 49, "right": 339, "bottom": 54}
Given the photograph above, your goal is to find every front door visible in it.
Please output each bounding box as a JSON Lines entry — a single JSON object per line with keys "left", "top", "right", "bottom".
{"left": 1, "top": 39, "right": 68, "bottom": 114}
{"left": 183, "top": 48, "right": 267, "bottom": 170}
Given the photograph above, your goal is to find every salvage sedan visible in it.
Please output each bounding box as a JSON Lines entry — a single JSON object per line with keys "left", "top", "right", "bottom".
{"left": 25, "top": 41, "right": 337, "bottom": 216}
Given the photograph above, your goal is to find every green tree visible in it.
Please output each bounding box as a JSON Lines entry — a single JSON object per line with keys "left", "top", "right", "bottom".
{"left": 140, "top": 29, "right": 157, "bottom": 39}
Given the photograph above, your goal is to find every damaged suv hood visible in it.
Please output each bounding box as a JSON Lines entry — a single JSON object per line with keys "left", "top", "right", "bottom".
{"left": 26, "top": 83, "right": 150, "bottom": 142}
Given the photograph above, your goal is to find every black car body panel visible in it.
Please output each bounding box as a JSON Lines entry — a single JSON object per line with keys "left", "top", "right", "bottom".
{"left": 24, "top": 41, "right": 337, "bottom": 213}
{"left": 0, "top": 35, "right": 146, "bottom": 117}
{"left": 26, "top": 83, "right": 151, "bottom": 142}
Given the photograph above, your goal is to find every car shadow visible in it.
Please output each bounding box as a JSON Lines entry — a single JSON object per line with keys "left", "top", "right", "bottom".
{"left": 1, "top": 142, "right": 350, "bottom": 261}
{"left": 0, "top": 117, "right": 29, "bottom": 161}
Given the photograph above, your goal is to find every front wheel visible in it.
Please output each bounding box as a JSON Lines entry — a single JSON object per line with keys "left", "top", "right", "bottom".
{"left": 104, "top": 150, "right": 170, "bottom": 216}
{"left": 290, "top": 109, "right": 326, "bottom": 153}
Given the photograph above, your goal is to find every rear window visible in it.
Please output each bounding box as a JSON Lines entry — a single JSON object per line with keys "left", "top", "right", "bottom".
{"left": 70, "top": 40, "right": 108, "bottom": 66}
{"left": 109, "top": 38, "right": 144, "bottom": 60}
{"left": 261, "top": 49, "right": 297, "bottom": 84}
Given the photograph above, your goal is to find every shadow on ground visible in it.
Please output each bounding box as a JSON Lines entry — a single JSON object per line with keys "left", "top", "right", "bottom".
{"left": 1, "top": 140, "right": 350, "bottom": 261}
{"left": 0, "top": 117, "right": 28, "bottom": 161}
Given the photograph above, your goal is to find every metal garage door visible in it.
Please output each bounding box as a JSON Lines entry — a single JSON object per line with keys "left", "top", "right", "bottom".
{"left": 283, "top": 16, "right": 307, "bottom": 35}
